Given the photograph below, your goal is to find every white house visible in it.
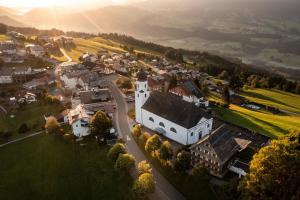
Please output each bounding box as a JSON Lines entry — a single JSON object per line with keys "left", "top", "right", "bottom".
{"left": 0, "top": 41, "right": 17, "bottom": 55}
{"left": 0, "top": 68, "right": 13, "bottom": 84}
{"left": 135, "top": 69, "right": 213, "bottom": 145}
{"left": 68, "top": 104, "right": 93, "bottom": 137}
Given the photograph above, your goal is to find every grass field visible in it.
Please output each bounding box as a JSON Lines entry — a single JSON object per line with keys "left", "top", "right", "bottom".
{"left": 0, "top": 134, "right": 134, "bottom": 200}
{"left": 0, "top": 34, "right": 9, "bottom": 41}
{"left": 0, "top": 102, "right": 63, "bottom": 135}
{"left": 241, "top": 88, "right": 300, "bottom": 114}
{"left": 213, "top": 105, "right": 300, "bottom": 138}
{"left": 66, "top": 37, "right": 125, "bottom": 61}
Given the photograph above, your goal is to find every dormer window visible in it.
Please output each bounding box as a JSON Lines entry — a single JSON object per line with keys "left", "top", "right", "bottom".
{"left": 170, "top": 127, "right": 177, "bottom": 133}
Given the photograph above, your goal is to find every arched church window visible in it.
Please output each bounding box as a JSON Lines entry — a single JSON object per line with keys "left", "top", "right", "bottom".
{"left": 170, "top": 127, "right": 177, "bottom": 133}
{"left": 159, "top": 122, "right": 165, "bottom": 127}
{"left": 149, "top": 117, "right": 154, "bottom": 122}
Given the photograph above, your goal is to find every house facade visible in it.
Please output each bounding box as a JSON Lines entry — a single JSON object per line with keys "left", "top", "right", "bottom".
{"left": 0, "top": 41, "right": 17, "bottom": 55}
{"left": 190, "top": 124, "right": 249, "bottom": 178}
{"left": 0, "top": 68, "right": 13, "bottom": 84}
{"left": 135, "top": 69, "right": 213, "bottom": 145}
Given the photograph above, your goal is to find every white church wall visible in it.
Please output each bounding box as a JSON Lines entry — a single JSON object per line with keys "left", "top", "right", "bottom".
{"left": 141, "top": 109, "right": 189, "bottom": 145}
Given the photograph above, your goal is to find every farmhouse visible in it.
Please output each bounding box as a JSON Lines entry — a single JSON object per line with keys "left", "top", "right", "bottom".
{"left": 135, "top": 69, "right": 213, "bottom": 145}
{"left": 190, "top": 124, "right": 251, "bottom": 178}
{"left": 25, "top": 44, "right": 44, "bottom": 57}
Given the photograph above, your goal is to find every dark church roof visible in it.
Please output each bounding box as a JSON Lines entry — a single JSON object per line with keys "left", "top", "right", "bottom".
{"left": 137, "top": 69, "right": 147, "bottom": 81}
{"left": 142, "top": 91, "right": 212, "bottom": 129}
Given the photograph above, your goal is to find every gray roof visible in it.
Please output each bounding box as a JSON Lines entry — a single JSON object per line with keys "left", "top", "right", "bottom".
{"left": 194, "top": 124, "right": 240, "bottom": 162}
{"left": 142, "top": 91, "right": 211, "bottom": 129}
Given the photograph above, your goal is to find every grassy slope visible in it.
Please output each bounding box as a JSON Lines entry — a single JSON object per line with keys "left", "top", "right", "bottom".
{"left": 214, "top": 105, "right": 300, "bottom": 138}
{"left": 0, "top": 34, "right": 9, "bottom": 41}
{"left": 0, "top": 134, "right": 134, "bottom": 200}
{"left": 66, "top": 37, "right": 125, "bottom": 61}
{"left": 241, "top": 88, "right": 300, "bottom": 114}
{"left": 0, "top": 102, "right": 63, "bottom": 134}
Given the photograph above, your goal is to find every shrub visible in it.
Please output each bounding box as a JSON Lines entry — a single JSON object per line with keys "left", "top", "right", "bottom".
{"left": 45, "top": 116, "right": 60, "bottom": 134}
{"left": 114, "top": 153, "right": 135, "bottom": 174}
{"left": 158, "top": 141, "right": 173, "bottom": 161}
{"left": 18, "top": 123, "right": 30, "bottom": 134}
{"left": 132, "top": 173, "right": 155, "bottom": 199}
{"left": 139, "top": 132, "right": 151, "bottom": 144}
{"left": 137, "top": 160, "right": 152, "bottom": 176}
{"left": 107, "top": 143, "right": 126, "bottom": 162}
{"left": 132, "top": 124, "right": 142, "bottom": 138}
{"left": 174, "top": 150, "right": 191, "bottom": 172}
{"left": 145, "top": 134, "right": 161, "bottom": 155}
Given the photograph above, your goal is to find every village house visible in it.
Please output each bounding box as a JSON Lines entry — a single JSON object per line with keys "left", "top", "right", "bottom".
{"left": 170, "top": 80, "right": 209, "bottom": 107}
{"left": 0, "top": 41, "right": 17, "bottom": 55}
{"left": 79, "top": 89, "right": 112, "bottom": 104}
{"left": 135, "top": 69, "right": 213, "bottom": 145}
{"left": 25, "top": 44, "right": 45, "bottom": 57}
{"left": 0, "top": 68, "right": 14, "bottom": 84}
{"left": 190, "top": 124, "right": 251, "bottom": 178}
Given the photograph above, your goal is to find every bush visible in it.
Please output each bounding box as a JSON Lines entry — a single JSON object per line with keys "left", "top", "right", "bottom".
{"left": 145, "top": 134, "right": 161, "bottom": 155}
{"left": 18, "top": 123, "right": 30, "bottom": 134}
{"left": 132, "top": 124, "right": 142, "bottom": 138}
{"left": 158, "top": 141, "right": 173, "bottom": 161}
{"left": 139, "top": 132, "right": 151, "bottom": 144}
{"left": 45, "top": 116, "right": 60, "bottom": 134}
{"left": 174, "top": 150, "right": 191, "bottom": 172}
{"left": 137, "top": 160, "right": 152, "bottom": 176}
{"left": 133, "top": 173, "right": 155, "bottom": 199}
{"left": 107, "top": 143, "right": 126, "bottom": 162}
{"left": 114, "top": 153, "right": 135, "bottom": 174}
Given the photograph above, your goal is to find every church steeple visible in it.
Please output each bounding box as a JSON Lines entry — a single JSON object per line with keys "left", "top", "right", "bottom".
{"left": 135, "top": 69, "right": 150, "bottom": 124}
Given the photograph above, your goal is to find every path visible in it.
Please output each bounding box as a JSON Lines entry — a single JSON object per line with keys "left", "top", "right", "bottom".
{"left": 105, "top": 75, "right": 185, "bottom": 200}
{"left": 0, "top": 131, "right": 43, "bottom": 148}
{"left": 60, "top": 48, "right": 72, "bottom": 62}
{"left": 0, "top": 105, "right": 7, "bottom": 115}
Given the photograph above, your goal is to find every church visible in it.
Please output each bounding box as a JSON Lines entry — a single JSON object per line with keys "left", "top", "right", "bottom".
{"left": 135, "top": 69, "right": 213, "bottom": 145}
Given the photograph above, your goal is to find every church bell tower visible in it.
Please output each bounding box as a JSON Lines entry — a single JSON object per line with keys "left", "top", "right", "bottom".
{"left": 135, "top": 69, "right": 149, "bottom": 124}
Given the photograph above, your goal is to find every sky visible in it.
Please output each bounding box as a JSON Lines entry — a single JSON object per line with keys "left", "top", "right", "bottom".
{"left": 0, "top": 0, "right": 130, "bottom": 9}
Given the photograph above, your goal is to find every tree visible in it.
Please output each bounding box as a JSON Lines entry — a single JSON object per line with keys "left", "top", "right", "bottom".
{"left": 191, "top": 162, "right": 209, "bottom": 181}
{"left": 133, "top": 173, "right": 155, "bottom": 199}
{"left": 18, "top": 123, "right": 30, "bottom": 134}
{"left": 114, "top": 153, "right": 135, "bottom": 174}
{"left": 137, "top": 160, "right": 152, "bottom": 176}
{"left": 145, "top": 134, "right": 161, "bottom": 155}
{"left": 107, "top": 143, "right": 126, "bottom": 162}
{"left": 239, "top": 131, "right": 300, "bottom": 200}
{"left": 222, "top": 86, "right": 231, "bottom": 105}
{"left": 132, "top": 124, "right": 142, "bottom": 138}
{"left": 218, "top": 70, "right": 229, "bottom": 80}
{"left": 45, "top": 116, "right": 60, "bottom": 134}
{"left": 174, "top": 150, "right": 191, "bottom": 171}
{"left": 139, "top": 132, "right": 151, "bottom": 144}
{"left": 158, "top": 141, "right": 173, "bottom": 161}
{"left": 0, "top": 23, "right": 7, "bottom": 34}
{"left": 121, "top": 79, "right": 132, "bottom": 90}
{"left": 90, "top": 111, "right": 112, "bottom": 139}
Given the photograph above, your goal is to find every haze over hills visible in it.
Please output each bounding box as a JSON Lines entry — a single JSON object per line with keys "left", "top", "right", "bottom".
{"left": 1, "top": 0, "right": 300, "bottom": 71}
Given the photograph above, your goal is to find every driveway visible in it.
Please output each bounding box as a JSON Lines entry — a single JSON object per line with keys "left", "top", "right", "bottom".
{"left": 104, "top": 75, "right": 185, "bottom": 200}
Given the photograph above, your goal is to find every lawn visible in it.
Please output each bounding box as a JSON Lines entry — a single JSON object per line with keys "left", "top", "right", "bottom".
{"left": 0, "top": 102, "right": 63, "bottom": 135}
{"left": 66, "top": 38, "right": 125, "bottom": 61}
{"left": 0, "top": 34, "right": 9, "bottom": 41}
{"left": 0, "top": 134, "right": 134, "bottom": 200}
{"left": 213, "top": 105, "right": 300, "bottom": 138}
{"left": 241, "top": 88, "right": 300, "bottom": 114}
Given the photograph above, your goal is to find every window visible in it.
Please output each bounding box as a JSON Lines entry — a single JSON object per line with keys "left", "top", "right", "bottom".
{"left": 191, "top": 132, "right": 194, "bottom": 136}
{"left": 170, "top": 127, "right": 177, "bottom": 133}
{"left": 207, "top": 124, "right": 210, "bottom": 128}
{"left": 159, "top": 122, "right": 165, "bottom": 127}
{"left": 149, "top": 117, "right": 154, "bottom": 122}
{"left": 145, "top": 94, "right": 147, "bottom": 98}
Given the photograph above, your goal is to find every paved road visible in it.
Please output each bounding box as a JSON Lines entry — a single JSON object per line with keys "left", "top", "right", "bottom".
{"left": 0, "top": 105, "right": 7, "bottom": 115}
{"left": 105, "top": 75, "right": 185, "bottom": 200}
{"left": 0, "top": 131, "right": 43, "bottom": 148}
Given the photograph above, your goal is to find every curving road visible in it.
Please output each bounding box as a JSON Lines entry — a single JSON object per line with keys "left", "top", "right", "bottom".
{"left": 105, "top": 75, "right": 185, "bottom": 200}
